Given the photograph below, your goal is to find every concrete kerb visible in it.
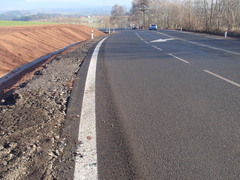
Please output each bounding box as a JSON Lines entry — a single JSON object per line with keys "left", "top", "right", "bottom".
{"left": 0, "top": 41, "right": 81, "bottom": 86}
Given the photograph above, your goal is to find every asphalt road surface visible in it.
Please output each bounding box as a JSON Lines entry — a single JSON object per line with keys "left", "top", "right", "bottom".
{"left": 76, "top": 30, "right": 240, "bottom": 179}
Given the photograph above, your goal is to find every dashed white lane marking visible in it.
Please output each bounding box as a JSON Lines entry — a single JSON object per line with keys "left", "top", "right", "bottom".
{"left": 135, "top": 32, "right": 143, "bottom": 40}
{"left": 204, "top": 70, "right": 240, "bottom": 88}
{"left": 156, "top": 31, "right": 240, "bottom": 56}
{"left": 136, "top": 32, "right": 190, "bottom": 64}
{"left": 74, "top": 37, "right": 108, "bottom": 180}
{"left": 137, "top": 31, "right": 239, "bottom": 88}
{"left": 168, "top": 53, "right": 190, "bottom": 64}
{"left": 136, "top": 32, "right": 150, "bottom": 44}
{"left": 152, "top": 45, "right": 163, "bottom": 51}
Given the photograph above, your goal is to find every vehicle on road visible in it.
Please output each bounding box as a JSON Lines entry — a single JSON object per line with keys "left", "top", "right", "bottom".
{"left": 149, "top": 24, "right": 158, "bottom": 30}
{"left": 132, "top": 25, "right": 138, "bottom": 30}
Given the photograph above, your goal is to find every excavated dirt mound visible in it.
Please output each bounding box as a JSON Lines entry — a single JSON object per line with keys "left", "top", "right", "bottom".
{"left": 0, "top": 24, "right": 104, "bottom": 77}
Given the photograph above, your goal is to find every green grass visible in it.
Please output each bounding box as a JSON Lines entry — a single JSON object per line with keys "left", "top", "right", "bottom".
{"left": 0, "top": 21, "right": 57, "bottom": 26}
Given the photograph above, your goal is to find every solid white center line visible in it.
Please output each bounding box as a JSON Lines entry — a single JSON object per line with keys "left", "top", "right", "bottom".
{"left": 73, "top": 37, "right": 108, "bottom": 180}
{"left": 152, "top": 45, "right": 163, "bottom": 51}
{"left": 168, "top": 53, "right": 190, "bottom": 64}
{"left": 204, "top": 70, "right": 240, "bottom": 88}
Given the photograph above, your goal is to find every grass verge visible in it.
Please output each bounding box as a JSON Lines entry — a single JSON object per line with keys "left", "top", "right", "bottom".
{"left": 0, "top": 21, "right": 57, "bottom": 26}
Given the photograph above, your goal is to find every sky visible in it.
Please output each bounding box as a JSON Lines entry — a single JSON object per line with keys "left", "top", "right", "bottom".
{"left": 1, "top": 0, "right": 132, "bottom": 11}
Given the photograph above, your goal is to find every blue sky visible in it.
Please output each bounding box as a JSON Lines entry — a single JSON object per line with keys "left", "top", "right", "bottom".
{"left": 1, "top": 0, "right": 132, "bottom": 10}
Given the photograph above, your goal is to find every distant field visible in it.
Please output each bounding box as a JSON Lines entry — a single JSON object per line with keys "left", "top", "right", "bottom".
{"left": 0, "top": 21, "right": 57, "bottom": 26}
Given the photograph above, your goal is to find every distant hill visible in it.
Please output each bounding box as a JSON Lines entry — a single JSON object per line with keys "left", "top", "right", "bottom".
{"left": 32, "top": 7, "right": 112, "bottom": 15}
{"left": 12, "top": 13, "right": 68, "bottom": 21}
{"left": 0, "top": 7, "right": 111, "bottom": 21}
{"left": 0, "top": 10, "right": 32, "bottom": 20}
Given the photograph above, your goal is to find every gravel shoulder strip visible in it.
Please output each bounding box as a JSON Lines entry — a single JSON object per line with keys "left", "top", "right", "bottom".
{"left": 0, "top": 35, "right": 107, "bottom": 180}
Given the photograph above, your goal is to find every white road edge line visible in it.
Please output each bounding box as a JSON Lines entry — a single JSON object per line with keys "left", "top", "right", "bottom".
{"left": 152, "top": 45, "right": 163, "bottom": 51}
{"left": 144, "top": 41, "right": 150, "bottom": 44}
{"left": 168, "top": 53, "right": 190, "bottom": 64}
{"left": 204, "top": 70, "right": 240, "bottom": 88}
{"left": 74, "top": 37, "right": 108, "bottom": 180}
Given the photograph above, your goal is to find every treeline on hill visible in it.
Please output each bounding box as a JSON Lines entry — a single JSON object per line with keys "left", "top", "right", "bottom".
{"left": 12, "top": 13, "right": 74, "bottom": 21}
{"left": 0, "top": 11, "right": 31, "bottom": 21}
{"left": 111, "top": 0, "right": 240, "bottom": 37}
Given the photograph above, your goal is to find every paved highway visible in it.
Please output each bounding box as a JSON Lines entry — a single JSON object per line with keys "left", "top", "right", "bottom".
{"left": 75, "top": 30, "right": 240, "bottom": 179}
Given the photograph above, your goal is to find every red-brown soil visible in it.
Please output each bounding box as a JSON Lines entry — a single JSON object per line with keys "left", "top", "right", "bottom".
{"left": 0, "top": 24, "right": 104, "bottom": 77}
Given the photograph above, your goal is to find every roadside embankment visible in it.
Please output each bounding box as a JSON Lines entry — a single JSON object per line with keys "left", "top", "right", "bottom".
{"left": 0, "top": 24, "right": 104, "bottom": 77}
{"left": 0, "top": 36, "right": 107, "bottom": 179}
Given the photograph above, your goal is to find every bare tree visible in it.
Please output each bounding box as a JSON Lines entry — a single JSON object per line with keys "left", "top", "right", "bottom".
{"left": 130, "top": 0, "right": 149, "bottom": 28}
{"left": 111, "top": 4, "right": 127, "bottom": 27}
{"left": 128, "top": 0, "right": 240, "bottom": 34}
{"left": 139, "top": 0, "right": 149, "bottom": 28}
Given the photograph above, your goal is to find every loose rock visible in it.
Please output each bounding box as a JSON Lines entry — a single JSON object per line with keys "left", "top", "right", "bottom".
{"left": 0, "top": 36, "right": 105, "bottom": 179}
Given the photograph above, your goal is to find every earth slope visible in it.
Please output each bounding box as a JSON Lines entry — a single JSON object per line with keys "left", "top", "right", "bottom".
{"left": 0, "top": 24, "right": 103, "bottom": 77}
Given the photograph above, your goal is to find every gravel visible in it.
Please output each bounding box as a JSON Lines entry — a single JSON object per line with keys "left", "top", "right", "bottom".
{"left": 0, "top": 36, "right": 105, "bottom": 180}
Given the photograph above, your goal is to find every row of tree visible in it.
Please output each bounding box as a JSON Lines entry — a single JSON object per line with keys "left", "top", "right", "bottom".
{"left": 12, "top": 13, "right": 70, "bottom": 21}
{"left": 111, "top": 0, "right": 240, "bottom": 33}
